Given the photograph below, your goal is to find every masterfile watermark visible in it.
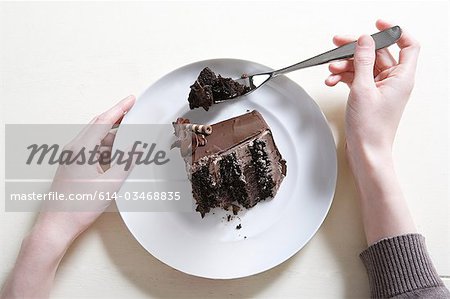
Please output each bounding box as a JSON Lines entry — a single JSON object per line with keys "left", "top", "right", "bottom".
{"left": 4, "top": 124, "right": 194, "bottom": 212}
{"left": 26, "top": 141, "right": 170, "bottom": 171}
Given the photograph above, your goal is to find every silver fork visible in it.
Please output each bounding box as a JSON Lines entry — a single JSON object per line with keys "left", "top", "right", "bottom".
{"left": 218, "top": 26, "right": 402, "bottom": 102}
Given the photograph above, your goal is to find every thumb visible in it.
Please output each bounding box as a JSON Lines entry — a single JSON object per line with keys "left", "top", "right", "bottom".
{"left": 104, "top": 145, "right": 141, "bottom": 187}
{"left": 353, "top": 35, "right": 376, "bottom": 87}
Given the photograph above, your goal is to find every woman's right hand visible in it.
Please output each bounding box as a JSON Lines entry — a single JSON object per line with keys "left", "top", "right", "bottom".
{"left": 325, "top": 20, "right": 420, "bottom": 161}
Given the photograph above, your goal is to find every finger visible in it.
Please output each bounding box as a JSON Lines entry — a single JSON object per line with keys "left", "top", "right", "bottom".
{"left": 333, "top": 35, "right": 394, "bottom": 74}
{"left": 376, "top": 19, "right": 420, "bottom": 69}
{"left": 325, "top": 72, "right": 354, "bottom": 87}
{"left": 68, "top": 116, "right": 99, "bottom": 148}
{"left": 374, "top": 68, "right": 394, "bottom": 83}
{"left": 94, "top": 95, "right": 135, "bottom": 125}
{"left": 81, "top": 95, "right": 135, "bottom": 148}
{"left": 104, "top": 145, "right": 141, "bottom": 186}
{"left": 329, "top": 60, "right": 354, "bottom": 74}
{"left": 375, "top": 48, "right": 397, "bottom": 71}
{"left": 352, "top": 35, "right": 376, "bottom": 87}
{"left": 101, "top": 130, "right": 117, "bottom": 147}
{"left": 112, "top": 115, "right": 125, "bottom": 129}
{"left": 333, "top": 34, "right": 397, "bottom": 72}
{"left": 98, "top": 146, "right": 112, "bottom": 173}
{"left": 333, "top": 35, "right": 356, "bottom": 47}
{"left": 325, "top": 75, "right": 339, "bottom": 86}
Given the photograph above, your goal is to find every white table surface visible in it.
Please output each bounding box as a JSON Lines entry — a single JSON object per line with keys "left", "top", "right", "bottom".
{"left": 0, "top": 1, "right": 449, "bottom": 298}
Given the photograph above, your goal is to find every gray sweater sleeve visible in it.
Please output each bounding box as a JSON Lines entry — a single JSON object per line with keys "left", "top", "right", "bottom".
{"left": 360, "top": 234, "right": 450, "bottom": 298}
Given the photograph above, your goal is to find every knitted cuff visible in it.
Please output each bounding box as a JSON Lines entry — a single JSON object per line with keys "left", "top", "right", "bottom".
{"left": 360, "top": 234, "right": 443, "bottom": 298}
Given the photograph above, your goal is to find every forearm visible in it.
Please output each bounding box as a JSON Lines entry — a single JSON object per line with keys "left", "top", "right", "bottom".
{"left": 347, "top": 143, "right": 417, "bottom": 246}
{"left": 1, "top": 218, "right": 74, "bottom": 299}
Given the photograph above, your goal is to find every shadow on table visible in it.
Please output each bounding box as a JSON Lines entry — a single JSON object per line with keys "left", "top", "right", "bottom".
{"left": 95, "top": 208, "right": 292, "bottom": 298}
{"left": 317, "top": 95, "right": 371, "bottom": 298}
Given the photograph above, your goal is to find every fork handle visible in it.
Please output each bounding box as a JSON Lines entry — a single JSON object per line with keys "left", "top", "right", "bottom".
{"left": 272, "top": 26, "right": 402, "bottom": 76}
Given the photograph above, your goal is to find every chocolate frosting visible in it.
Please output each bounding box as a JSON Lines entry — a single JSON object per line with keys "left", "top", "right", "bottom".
{"left": 192, "top": 110, "right": 269, "bottom": 162}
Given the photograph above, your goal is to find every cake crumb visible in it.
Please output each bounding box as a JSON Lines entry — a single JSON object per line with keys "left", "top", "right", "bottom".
{"left": 231, "top": 204, "right": 240, "bottom": 215}
{"left": 236, "top": 224, "right": 242, "bottom": 230}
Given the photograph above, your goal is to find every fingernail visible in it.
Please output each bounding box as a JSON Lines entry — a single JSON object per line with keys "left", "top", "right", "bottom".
{"left": 358, "top": 35, "right": 373, "bottom": 47}
{"left": 335, "top": 61, "right": 346, "bottom": 68}
{"left": 326, "top": 75, "right": 336, "bottom": 84}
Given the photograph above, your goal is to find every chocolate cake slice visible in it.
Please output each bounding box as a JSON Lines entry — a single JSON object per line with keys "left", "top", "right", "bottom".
{"left": 172, "top": 111, "right": 287, "bottom": 217}
{"left": 188, "top": 67, "right": 251, "bottom": 111}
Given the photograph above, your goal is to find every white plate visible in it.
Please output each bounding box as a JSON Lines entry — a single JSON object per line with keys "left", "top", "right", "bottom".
{"left": 115, "top": 59, "right": 337, "bottom": 279}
